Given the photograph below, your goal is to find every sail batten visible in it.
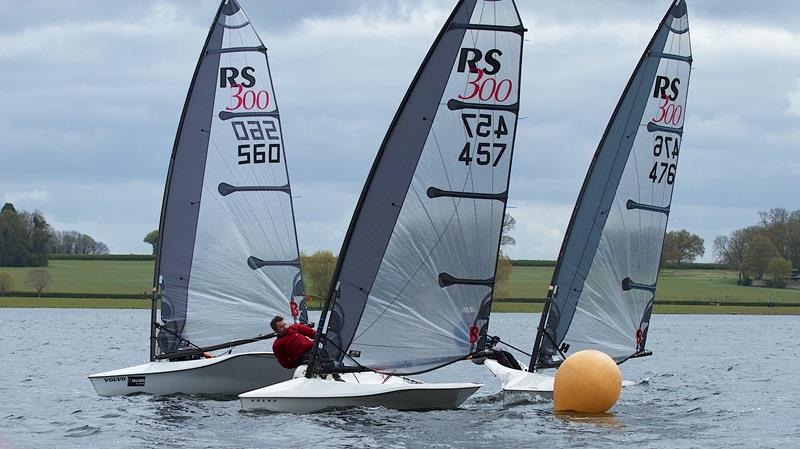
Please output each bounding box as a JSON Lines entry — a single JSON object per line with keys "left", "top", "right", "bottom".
{"left": 310, "top": 0, "right": 524, "bottom": 376}
{"left": 530, "top": 0, "right": 692, "bottom": 370}
{"left": 154, "top": 0, "right": 307, "bottom": 357}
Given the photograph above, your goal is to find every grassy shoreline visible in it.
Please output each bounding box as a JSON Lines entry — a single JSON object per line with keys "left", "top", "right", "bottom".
{"left": 2, "top": 261, "right": 799, "bottom": 314}
{"left": 2, "top": 297, "right": 800, "bottom": 315}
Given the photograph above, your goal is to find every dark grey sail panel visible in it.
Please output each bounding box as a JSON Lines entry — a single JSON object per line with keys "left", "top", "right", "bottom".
{"left": 317, "top": 0, "right": 524, "bottom": 375}
{"left": 155, "top": 4, "right": 226, "bottom": 354}
{"left": 531, "top": 0, "right": 691, "bottom": 369}
{"left": 155, "top": 0, "right": 306, "bottom": 355}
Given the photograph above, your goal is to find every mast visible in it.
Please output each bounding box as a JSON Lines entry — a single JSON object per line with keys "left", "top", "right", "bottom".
{"left": 530, "top": 0, "right": 691, "bottom": 370}
{"left": 309, "top": 0, "right": 525, "bottom": 377}
{"left": 150, "top": 0, "right": 227, "bottom": 362}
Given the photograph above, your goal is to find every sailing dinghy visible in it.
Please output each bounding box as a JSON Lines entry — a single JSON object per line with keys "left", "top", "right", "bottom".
{"left": 240, "top": 0, "right": 525, "bottom": 413}
{"left": 90, "top": 0, "right": 309, "bottom": 397}
{"left": 486, "top": 0, "right": 693, "bottom": 399}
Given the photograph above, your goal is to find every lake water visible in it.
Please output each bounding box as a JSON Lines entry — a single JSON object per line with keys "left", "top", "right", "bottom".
{"left": 1, "top": 309, "right": 798, "bottom": 448}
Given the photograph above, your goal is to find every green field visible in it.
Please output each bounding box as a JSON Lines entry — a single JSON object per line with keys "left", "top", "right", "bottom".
{"left": 491, "top": 302, "right": 800, "bottom": 315}
{"left": 0, "top": 297, "right": 151, "bottom": 308}
{"left": 0, "top": 260, "right": 153, "bottom": 295}
{"left": 507, "top": 266, "right": 800, "bottom": 303}
{"left": 1, "top": 260, "right": 799, "bottom": 312}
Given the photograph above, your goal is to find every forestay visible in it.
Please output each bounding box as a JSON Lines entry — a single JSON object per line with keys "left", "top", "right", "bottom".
{"left": 155, "top": 0, "right": 307, "bottom": 356}
{"left": 314, "top": 0, "right": 525, "bottom": 375}
{"left": 530, "top": 0, "right": 692, "bottom": 369}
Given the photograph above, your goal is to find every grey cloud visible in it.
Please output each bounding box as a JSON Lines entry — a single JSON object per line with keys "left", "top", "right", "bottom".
{"left": 1, "top": 0, "right": 798, "bottom": 257}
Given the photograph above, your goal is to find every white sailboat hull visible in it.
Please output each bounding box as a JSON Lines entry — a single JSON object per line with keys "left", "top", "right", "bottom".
{"left": 485, "top": 359, "right": 635, "bottom": 401}
{"left": 485, "top": 359, "right": 554, "bottom": 399}
{"left": 239, "top": 370, "right": 481, "bottom": 413}
{"left": 89, "top": 352, "right": 292, "bottom": 397}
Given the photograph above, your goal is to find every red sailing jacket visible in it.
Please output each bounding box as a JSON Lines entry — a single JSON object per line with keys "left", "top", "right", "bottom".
{"left": 272, "top": 324, "right": 316, "bottom": 369}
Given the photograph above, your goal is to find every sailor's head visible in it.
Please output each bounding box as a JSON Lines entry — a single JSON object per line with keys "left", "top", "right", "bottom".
{"left": 270, "top": 315, "right": 287, "bottom": 335}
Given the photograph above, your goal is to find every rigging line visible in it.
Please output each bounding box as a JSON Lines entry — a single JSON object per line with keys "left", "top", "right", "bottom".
{"left": 488, "top": 335, "right": 532, "bottom": 357}
{"left": 155, "top": 322, "right": 202, "bottom": 350}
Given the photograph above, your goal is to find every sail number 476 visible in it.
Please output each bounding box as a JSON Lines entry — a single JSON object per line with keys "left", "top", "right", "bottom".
{"left": 648, "top": 135, "right": 679, "bottom": 184}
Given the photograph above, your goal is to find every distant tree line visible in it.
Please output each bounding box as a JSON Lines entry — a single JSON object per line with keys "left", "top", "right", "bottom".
{"left": 0, "top": 202, "right": 109, "bottom": 267}
{"left": 51, "top": 230, "right": 109, "bottom": 255}
{"left": 0, "top": 203, "right": 52, "bottom": 267}
{"left": 713, "top": 208, "right": 799, "bottom": 288}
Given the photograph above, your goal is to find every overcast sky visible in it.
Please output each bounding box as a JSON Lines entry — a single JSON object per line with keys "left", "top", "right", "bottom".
{"left": 1, "top": 0, "right": 798, "bottom": 260}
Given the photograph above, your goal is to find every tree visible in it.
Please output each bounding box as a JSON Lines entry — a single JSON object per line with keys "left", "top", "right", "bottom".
{"left": 742, "top": 235, "right": 778, "bottom": 280}
{"left": 765, "top": 257, "right": 793, "bottom": 288}
{"left": 662, "top": 229, "right": 704, "bottom": 264}
{"left": 501, "top": 213, "right": 516, "bottom": 249}
{"left": 713, "top": 226, "right": 762, "bottom": 282}
{"left": 25, "top": 268, "right": 53, "bottom": 298}
{"left": 301, "top": 250, "right": 337, "bottom": 297}
{"left": 492, "top": 212, "right": 516, "bottom": 299}
{"left": 0, "top": 205, "right": 32, "bottom": 267}
{"left": 494, "top": 254, "right": 513, "bottom": 298}
{"left": 0, "top": 272, "right": 14, "bottom": 296}
{"left": 27, "top": 212, "right": 52, "bottom": 266}
{"left": 144, "top": 229, "right": 159, "bottom": 255}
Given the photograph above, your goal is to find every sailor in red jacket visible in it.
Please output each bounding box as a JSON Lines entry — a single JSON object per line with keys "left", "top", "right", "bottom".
{"left": 270, "top": 315, "right": 316, "bottom": 369}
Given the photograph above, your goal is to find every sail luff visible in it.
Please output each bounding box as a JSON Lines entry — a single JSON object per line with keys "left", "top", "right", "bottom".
{"left": 152, "top": 0, "right": 227, "bottom": 359}
{"left": 530, "top": 0, "right": 690, "bottom": 371}
{"left": 307, "top": 0, "right": 479, "bottom": 376}
{"left": 475, "top": 0, "right": 527, "bottom": 355}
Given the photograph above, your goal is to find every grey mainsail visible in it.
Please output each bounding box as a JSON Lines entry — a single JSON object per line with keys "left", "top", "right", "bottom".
{"left": 311, "top": 0, "right": 525, "bottom": 375}
{"left": 153, "top": 0, "right": 307, "bottom": 359}
{"left": 530, "top": 0, "right": 692, "bottom": 370}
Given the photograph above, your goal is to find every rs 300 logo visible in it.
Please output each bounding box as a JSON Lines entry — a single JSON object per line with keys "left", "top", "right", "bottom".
{"left": 456, "top": 47, "right": 513, "bottom": 102}
{"left": 219, "top": 66, "right": 271, "bottom": 111}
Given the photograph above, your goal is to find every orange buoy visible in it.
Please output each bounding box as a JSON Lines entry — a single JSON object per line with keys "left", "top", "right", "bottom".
{"left": 553, "top": 349, "right": 622, "bottom": 413}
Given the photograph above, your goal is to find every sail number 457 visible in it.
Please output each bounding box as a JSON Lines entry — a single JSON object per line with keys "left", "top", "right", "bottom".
{"left": 459, "top": 113, "right": 509, "bottom": 166}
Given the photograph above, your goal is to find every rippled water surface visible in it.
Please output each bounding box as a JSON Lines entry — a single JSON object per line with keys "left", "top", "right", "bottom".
{"left": 1, "top": 310, "right": 799, "bottom": 448}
